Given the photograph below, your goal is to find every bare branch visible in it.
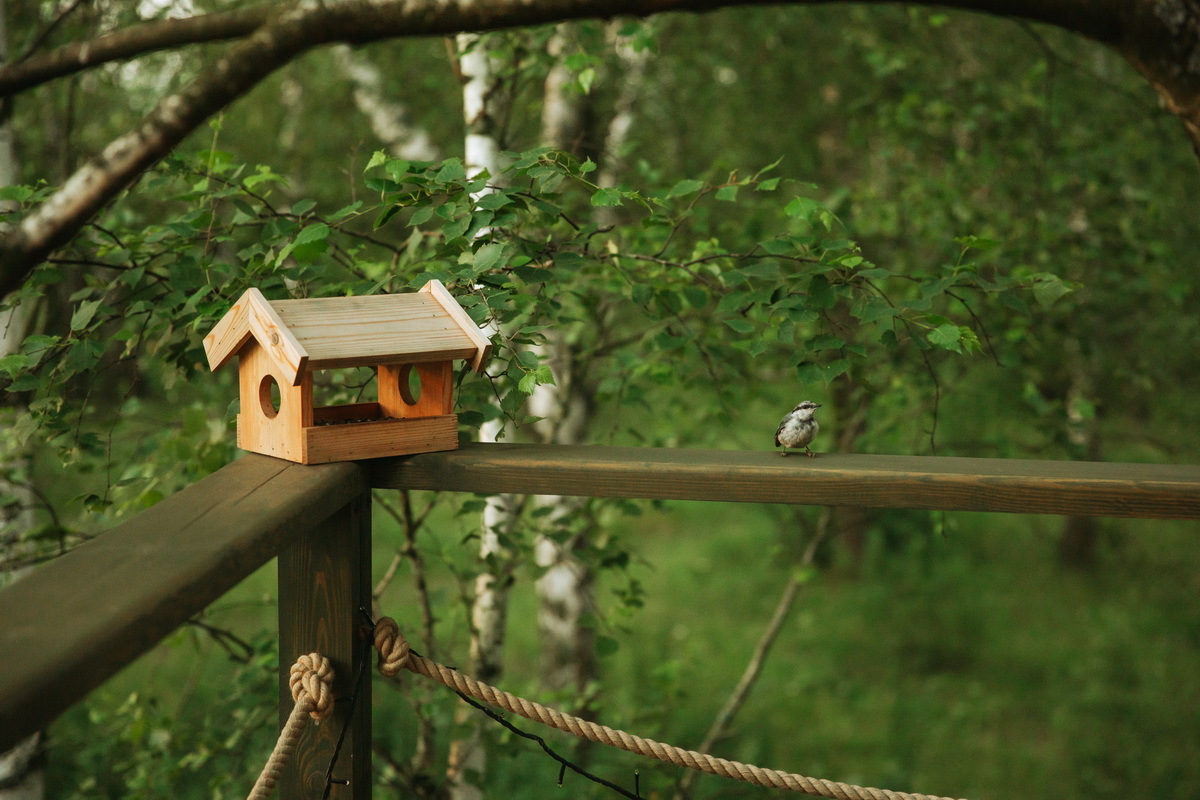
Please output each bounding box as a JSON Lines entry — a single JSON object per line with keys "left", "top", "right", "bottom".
{"left": 672, "top": 509, "right": 832, "bottom": 800}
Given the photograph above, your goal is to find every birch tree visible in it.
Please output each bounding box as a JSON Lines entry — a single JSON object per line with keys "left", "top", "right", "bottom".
{"left": 448, "top": 30, "right": 515, "bottom": 800}
{"left": 3, "top": 0, "right": 1200, "bottom": 301}
{"left": 0, "top": 2, "right": 43, "bottom": 794}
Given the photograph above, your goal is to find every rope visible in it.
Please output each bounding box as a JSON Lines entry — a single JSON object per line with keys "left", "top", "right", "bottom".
{"left": 373, "top": 617, "right": 965, "bottom": 800}
{"left": 247, "top": 653, "right": 335, "bottom": 800}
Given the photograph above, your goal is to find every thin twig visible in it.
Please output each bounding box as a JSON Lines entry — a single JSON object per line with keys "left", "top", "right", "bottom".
{"left": 452, "top": 688, "right": 643, "bottom": 800}
{"left": 184, "top": 617, "right": 255, "bottom": 663}
{"left": 672, "top": 510, "right": 832, "bottom": 800}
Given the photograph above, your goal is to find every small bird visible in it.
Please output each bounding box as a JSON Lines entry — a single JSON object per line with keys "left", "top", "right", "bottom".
{"left": 774, "top": 401, "right": 821, "bottom": 457}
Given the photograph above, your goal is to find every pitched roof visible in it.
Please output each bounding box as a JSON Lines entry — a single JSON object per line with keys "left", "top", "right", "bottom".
{"left": 203, "top": 280, "right": 492, "bottom": 386}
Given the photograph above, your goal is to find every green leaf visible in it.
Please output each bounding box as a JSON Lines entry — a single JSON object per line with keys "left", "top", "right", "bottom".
{"left": 70, "top": 299, "right": 102, "bottom": 331}
{"left": 330, "top": 200, "right": 363, "bottom": 221}
{"left": 0, "top": 185, "right": 34, "bottom": 204}
{"left": 291, "top": 198, "right": 316, "bottom": 216}
{"left": 668, "top": 179, "right": 705, "bottom": 198}
{"left": 476, "top": 192, "right": 513, "bottom": 210}
{"left": 436, "top": 159, "right": 467, "bottom": 184}
{"left": 590, "top": 188, "right": 623, "bottom": 207}
{"left": 724, "top": 318, "right": 754, "bottom": 334}
{"left": 365, "top": 150, "right": 388, "bottom": 171}
{"left": 518, "top": 372, "right": 539, "bottom": 394}
{"left": 0, "top": 353, "right": 30, "bottom": 375}
{"left": 1033, "top": 274, "right": 1073, "bottom": 308}
{"left": 806, "top": 274, "right": 836, "bottom": 309}
{"left": 854, "top": 297, "right": 898, "bottom": 324}
{"left": 785, "top": 196, "right": 817, "bottom": 219}
{"left": 473, "top": 243, "right": 506, "bottom": 272}
{"left": 715, "top": 185, "right": 739, "bottom": 202}
{"left": 928, "top": 323, "right": 963, "bottom": 352}
{"left": 294, "top": 223, "right": 329, "bottom": 245}
{"left": 409, "top": 205, "right": 436, "bottom": 226}
{"left": 578, "top": 67, "right": 596, "bottom": 94}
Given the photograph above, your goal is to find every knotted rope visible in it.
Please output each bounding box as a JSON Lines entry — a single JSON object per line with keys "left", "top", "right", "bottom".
{"left": 247, "top": 653, "right": 335, "bottom": 800}
{"left": 372, "top": 617, "right": 965, "bottom": 800}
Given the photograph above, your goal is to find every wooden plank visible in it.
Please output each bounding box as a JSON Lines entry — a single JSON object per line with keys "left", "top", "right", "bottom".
{"left": 0, "top": 455, "right": 365, "bottom": 753}
{"left": 419, "top": 279, "right": 493, "bottom": 371}
{"left": 378, "top": 362, "right": 453, "bottom": 419}
{"left": 270, "top": 293, "right": 480, "bottom": 369}
{"left": 201, "top": 290, "right": 253, "bottom": 373}
{"left": 313, "top": 402, "right": 384, "bottom": 424}
{"left": 370, "top": 443, "right": 1200, "bottom": 520}
{"left": 236, "top": 339, "right": 313, "bottom": 463}
{"left": 278, "top": 493, "right": 371, "bottom": 799}
{"left": 248, "top": 288, "right": 310, "bottom": 386}
{"left": 302, "top": 414, "right": 458, "bottom": 464}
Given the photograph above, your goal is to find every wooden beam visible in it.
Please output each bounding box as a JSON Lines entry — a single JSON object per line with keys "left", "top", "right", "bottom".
{"left": 278, "top": 493, "right": 372, "bottom": 799}
{"left": 0, "top": 455, "right": 365, "bottom": 753}
{"left": 370, "top": 443, "right": 1200, "bottom": 520}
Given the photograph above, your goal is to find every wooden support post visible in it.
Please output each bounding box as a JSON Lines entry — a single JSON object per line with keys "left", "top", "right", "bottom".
{"left": 278, "top": 491, "right": 372, "bottom": 799}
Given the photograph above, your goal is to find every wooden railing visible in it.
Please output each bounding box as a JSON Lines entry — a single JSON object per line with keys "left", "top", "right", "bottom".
{"left": 3, "top": 444, "right": 1199, "bottom": 796}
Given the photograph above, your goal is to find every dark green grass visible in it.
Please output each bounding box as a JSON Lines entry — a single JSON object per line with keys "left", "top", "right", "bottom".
{"left": 42, "top": 493, "right": 1200, "bottom": 800}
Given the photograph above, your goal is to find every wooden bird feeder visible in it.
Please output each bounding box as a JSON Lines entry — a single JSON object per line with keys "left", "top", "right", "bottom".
{"left": 203, "top": 280, "right": 491, "bottom": 465}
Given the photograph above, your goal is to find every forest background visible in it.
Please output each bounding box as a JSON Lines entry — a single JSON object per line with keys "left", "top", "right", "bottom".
{"left": 1, "top": 1, "right": 1199, "bottom": 799}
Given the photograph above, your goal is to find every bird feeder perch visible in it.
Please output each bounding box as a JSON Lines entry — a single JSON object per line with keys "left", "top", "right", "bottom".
{"left": 202, "top": 280, "right": 491, "bottom": 465}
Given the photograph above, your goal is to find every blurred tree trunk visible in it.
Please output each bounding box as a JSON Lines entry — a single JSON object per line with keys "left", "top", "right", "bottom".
{"left": 0, "top": 1, "right": 44, "bottom": 796}
{"left": 1058, "top": 338, "right": 1103, "bottom": 567}
{"left": 333, "top": 45, "right": 440, "bottom": 161}
{"left": 595, "top": 22, "right": 650, "bottom": 228}
{"left": 530, "top": 24, "right": 599, "bottom": 698}
{"left": 448, "top": 31, "right": 512, "bottom": 800}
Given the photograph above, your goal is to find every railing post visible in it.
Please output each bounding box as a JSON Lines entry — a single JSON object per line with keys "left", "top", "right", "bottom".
{"left": 278, "top": 489, "right": 372, "bottom": 799}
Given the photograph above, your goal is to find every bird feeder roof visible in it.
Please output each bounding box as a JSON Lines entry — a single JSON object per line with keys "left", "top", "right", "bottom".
{"left": 203, "top": 279, "right": 492, "bottom": 386}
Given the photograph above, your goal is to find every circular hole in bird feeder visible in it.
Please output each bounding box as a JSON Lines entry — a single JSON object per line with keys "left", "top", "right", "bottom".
{"left": 397, "top": 364, "right": 422, "bottom": 406}
{"left": 259, "top": 374, "right": 281, "bottom": 419}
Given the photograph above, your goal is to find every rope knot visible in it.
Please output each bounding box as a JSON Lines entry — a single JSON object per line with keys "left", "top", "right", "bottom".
{"left": 289, "top": 653, "right": 334, "bottom": 720}
{"left": 374, "top": 616, "right": 411, "bottom": 677}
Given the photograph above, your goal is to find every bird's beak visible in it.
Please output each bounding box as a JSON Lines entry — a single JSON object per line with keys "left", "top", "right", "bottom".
{"left": 814, "top": 404, "right": 822, "bottom": 408}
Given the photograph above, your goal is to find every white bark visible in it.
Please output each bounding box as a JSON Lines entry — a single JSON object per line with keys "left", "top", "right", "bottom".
{"left": 0, "top": 4, "right": 44, "bottom": 795}
{"left": 448, "top": 32, "right": 510, "bottom": 800}
{"left": 596, "top": 22, "right": 651, "bottom": 228}
{"left": 539, "top": 26, "right": 584, "bottom": 153}
{"left": 333, "top": 45, "right": 440, "bottom": 161}
{"left": 528, "top": 330, "right": 596, "bottom": 693}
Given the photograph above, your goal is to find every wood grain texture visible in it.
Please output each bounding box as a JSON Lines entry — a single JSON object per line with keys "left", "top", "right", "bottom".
{"left": 370, "top": 443, "right": 1200, "bottom": 520}
{"left": 378, "top": 361, "right": 453, "bottom": 419}
{"left": 269, "top": 291, "right": 480, "bottom": 371}
{"left": 247, "top": 288, "right": 310, "bottom": 386}
{"left": 278, "top": 494, "right": 371, "bottom": 799}
{"left": 419, "top": 279, "right": 492, "bottom": 371}
{"left": 237, "top": 339, "right": 314, "bottom": 462}
{"left": 302, "top": 414, "right": 458, "bottom": 464}
{"left": 201, "top": 290, "right": 252, "bottom": 372}
{"left": 0, "top": 455, "right": 366, "bottom": 753}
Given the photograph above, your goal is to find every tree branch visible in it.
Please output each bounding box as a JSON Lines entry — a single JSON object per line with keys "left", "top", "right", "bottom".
{"left": 0, "top": 0, "right": 1191, "bottom": 300}
{"left": 1, "top": 5, "right": 272, "bottom": 97}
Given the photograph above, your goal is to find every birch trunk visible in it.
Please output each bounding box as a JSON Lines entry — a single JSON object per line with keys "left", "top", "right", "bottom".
{"left": 595, "top": 23, "right": 650, "bottom": 229}
{"left": 0, "top": 3, "right": 45, "bottom": 795}
{"left": 526, "top": 24, "right": 610, "bottom": 695}
{"left": 333, "top": 45, "right": 440, "bottom": 161}
{"left": 447, "top": 32, "right": 511, "bottom": 800}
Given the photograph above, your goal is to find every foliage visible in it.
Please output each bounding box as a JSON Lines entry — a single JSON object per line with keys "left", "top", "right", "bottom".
{"left": 2, "top": 5, "right": 1199, "bottom": 800}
